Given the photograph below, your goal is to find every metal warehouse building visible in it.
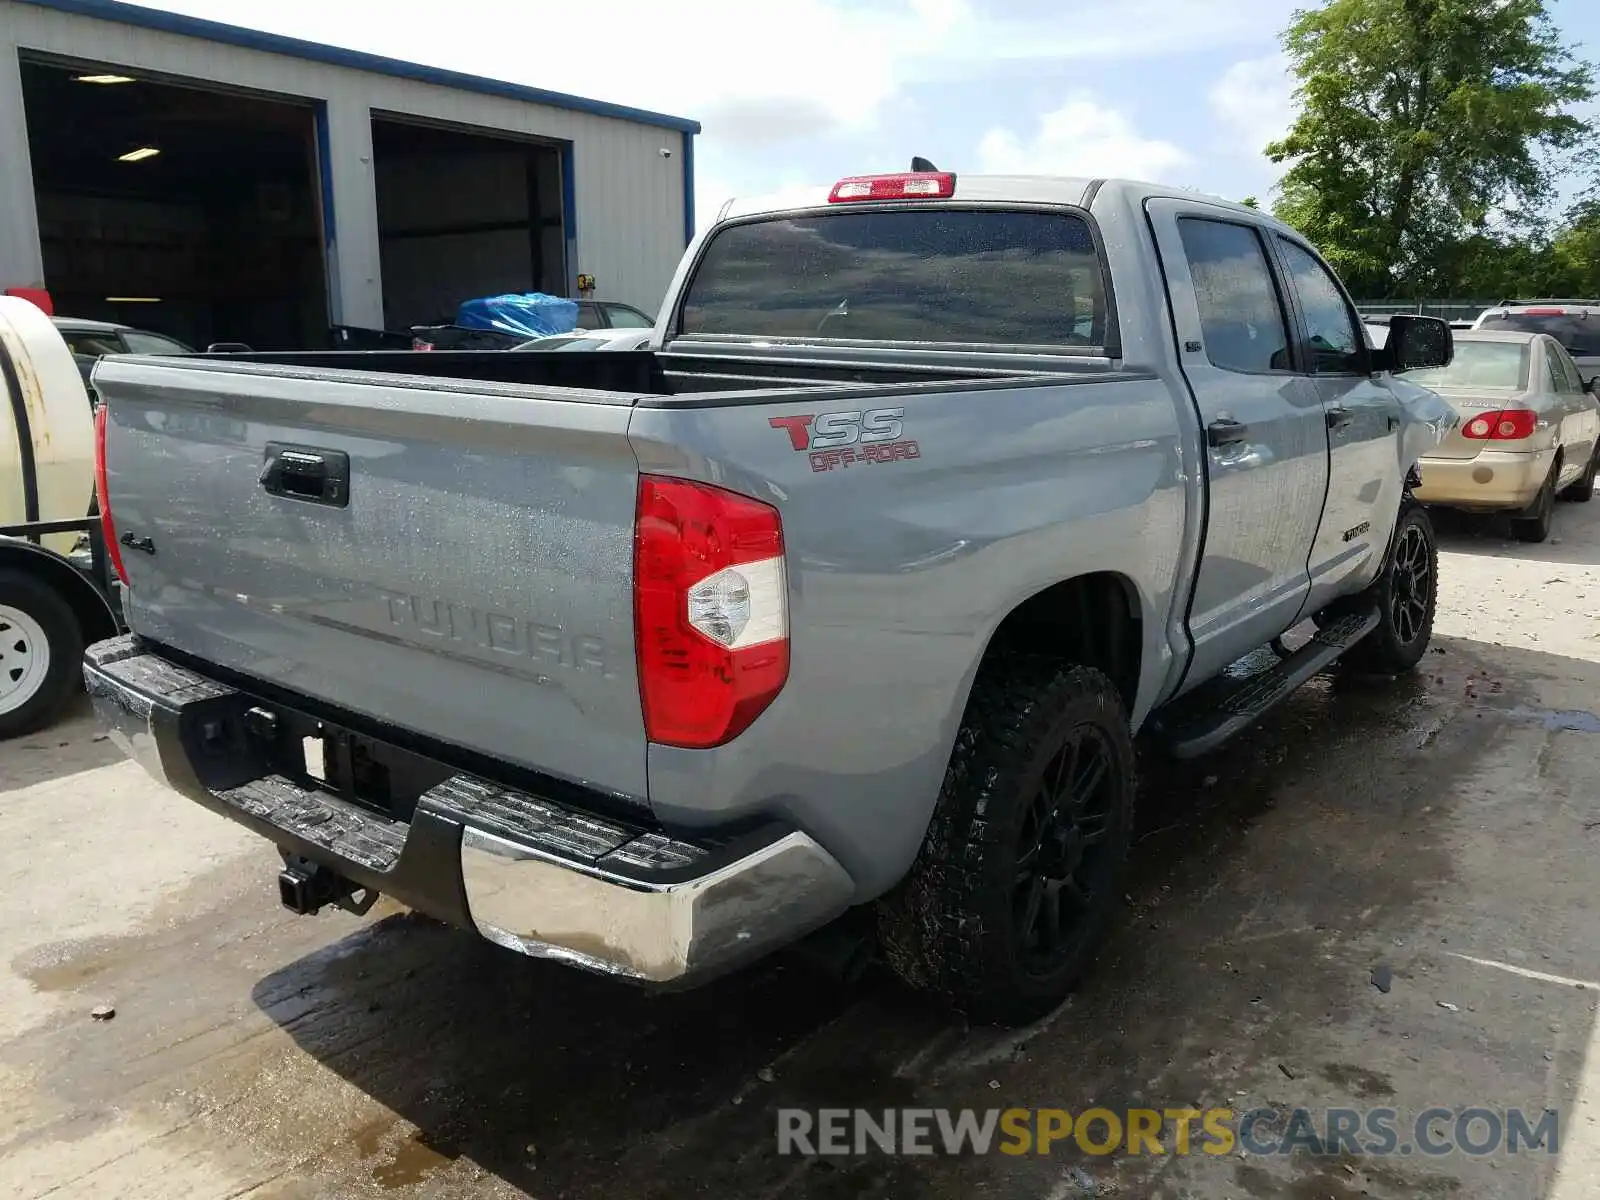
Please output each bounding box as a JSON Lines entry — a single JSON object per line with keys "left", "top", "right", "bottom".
{"left": 0, "top": 0, "right": 697, "bottom": 349}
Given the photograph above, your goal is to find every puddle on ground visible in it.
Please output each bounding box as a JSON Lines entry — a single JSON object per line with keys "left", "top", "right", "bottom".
{"left": 1500, "top": 705, "right": 1600, "bottom": 733}
{"left": 352, "top": 1114, "right": 458, "bottom": 1190}
{"left": 15, "top": 935, "right": 136, "bottom": 993}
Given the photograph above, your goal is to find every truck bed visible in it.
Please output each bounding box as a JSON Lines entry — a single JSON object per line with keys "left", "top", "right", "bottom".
{"left": 92, "top": 347, "right": 1134, "bottom": 819}
{"left": 160, "top": 345, "right": 1102, "bottom": 401}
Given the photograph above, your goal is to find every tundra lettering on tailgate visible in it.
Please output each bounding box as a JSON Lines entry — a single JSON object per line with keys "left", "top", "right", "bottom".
{"left": 379, "top": 591, "right": 614, "bottom": 678}
{"left": 768, "top": 407, "right": 922, "bottom": 473}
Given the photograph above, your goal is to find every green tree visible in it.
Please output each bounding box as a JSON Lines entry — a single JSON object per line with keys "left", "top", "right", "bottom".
{"left": 1267, "top": 0, "right": 1595, "bottom": 296}
{"left": 1548, "top": 199, "right": 1600, "bottom": 296}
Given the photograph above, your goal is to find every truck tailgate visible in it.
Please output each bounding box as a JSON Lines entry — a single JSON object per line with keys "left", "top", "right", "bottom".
{"left": 93, "top": 358, "right": 648, "bottom": 801}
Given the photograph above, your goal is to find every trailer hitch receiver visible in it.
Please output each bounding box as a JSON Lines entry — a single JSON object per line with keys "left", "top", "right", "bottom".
{"left": 277, "top": 856, "right": 379, "bottom": 917}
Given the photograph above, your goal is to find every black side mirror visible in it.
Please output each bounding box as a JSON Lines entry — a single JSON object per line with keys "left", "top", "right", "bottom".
{"left": 205, "top": 341, "right": 253, "bottom": 353}
{"left": 1379, "top": 315, "right": 1452, "bottom": 373}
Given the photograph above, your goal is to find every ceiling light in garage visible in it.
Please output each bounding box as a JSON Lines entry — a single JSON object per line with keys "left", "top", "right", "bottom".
{"left": 74, "top": 74, "right": 136, "bottom": 84}
{"left": 105, "top": 296, "right": 161, "bottom": 303}
{"left": 116, "top": 147, "right": 160, "bottom": 163}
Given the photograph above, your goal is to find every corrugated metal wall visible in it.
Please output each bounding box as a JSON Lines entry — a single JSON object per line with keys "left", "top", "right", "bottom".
{"left": 0, "top": 0, "right": 689, "bottom": 326}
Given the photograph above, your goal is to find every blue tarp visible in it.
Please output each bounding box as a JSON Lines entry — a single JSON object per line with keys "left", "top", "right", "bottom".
{"left": 456, "top": 293, "right": 579, "bottom": 338}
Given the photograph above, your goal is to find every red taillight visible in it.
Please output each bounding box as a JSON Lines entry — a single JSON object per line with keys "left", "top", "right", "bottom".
{"left": 828, "top": 172, "right": 956, "bottom": 203}
{"left": 93, "top": 403, "right": 129, "bottom": 585}
{"left": 634, "top": 476, "right": 788, "bottom": 749}
{"left": 1524, "top": 308, "right": 1567, "bottom": 316}
{"left": 1462, "top": 409, "right": 1538, "bottom": 441}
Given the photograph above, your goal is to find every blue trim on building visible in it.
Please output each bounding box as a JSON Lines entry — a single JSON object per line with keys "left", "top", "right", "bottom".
{"left": 16, "top": 0, "right": 701, "bottom": 134}
{"left": 681, "top": 131, "right": 695, "bottom": 246}
{"left": 312, "top": 101, "right": 341, "bottom": 324}
{"left": 560, "top": 141, "right": 578, "bottom": 295}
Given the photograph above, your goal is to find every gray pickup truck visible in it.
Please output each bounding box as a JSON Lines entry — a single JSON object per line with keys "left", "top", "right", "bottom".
{"left": 83, "top": 172, "right": 1456, "bottom": 1024}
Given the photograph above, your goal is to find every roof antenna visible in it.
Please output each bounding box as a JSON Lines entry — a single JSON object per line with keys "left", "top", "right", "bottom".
{"left": 910, "top": 156, "right": 938, "bottom": 172}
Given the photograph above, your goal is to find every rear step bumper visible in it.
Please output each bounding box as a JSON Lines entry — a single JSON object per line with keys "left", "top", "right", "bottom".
{"left": 82, "top": 635, "right": 853, "bottom": 985}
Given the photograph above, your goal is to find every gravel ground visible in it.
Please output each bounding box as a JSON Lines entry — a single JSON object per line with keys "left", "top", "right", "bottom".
{"left": 3, "top": 500, "right": 1600, "bottom": 1199}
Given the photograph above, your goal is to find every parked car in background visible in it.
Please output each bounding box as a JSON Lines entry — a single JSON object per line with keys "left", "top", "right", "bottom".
{"left": 512, "top": 329, "right": 652, "bottom": 352}
{"left": 575, "top": 300, "right": 653, "bottom": 330}
{"left": 51, "top": 317, "right": 194, "bottom": 404}
{"left": 1473, "top": 301, "right": 1600, "bottom": 387}
{"left": 1410, "top": 329, "right": 1600, "bottom": 542}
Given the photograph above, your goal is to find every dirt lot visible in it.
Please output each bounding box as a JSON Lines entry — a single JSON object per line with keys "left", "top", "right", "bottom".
{"left": 5, "top": 504, "right": 1600, "bottom": 1200}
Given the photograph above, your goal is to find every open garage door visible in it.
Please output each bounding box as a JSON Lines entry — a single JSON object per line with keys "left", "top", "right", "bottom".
{"left": 20, "top": 57, "right": 328, "bottom": 351}
{"left": 371, "top": 116, "right": 567, "bottom": 330}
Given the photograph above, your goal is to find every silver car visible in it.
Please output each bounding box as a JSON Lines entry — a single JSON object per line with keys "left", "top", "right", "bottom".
{"left": 1409, "top": 329, "right": 1600, "bottom": 542}
{"left": 511, "top": 329, "right": 651, "bottom": 352}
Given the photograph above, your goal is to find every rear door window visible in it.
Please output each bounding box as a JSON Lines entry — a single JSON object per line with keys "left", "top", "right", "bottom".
{"left": 1546, "top": 351, "right": 1566, "bottom": 393}
{"left": 602, "top": 305, "right": 653, "bottom": 329}
{"left": 1177, "top": 217, "right": 1292, "bottom": 374}
{"left": 1552, "top": 343, "right": 1586, "bottom": 392}
{"left": 121, "top": 331, "right": 191, "bottom": 355}
{"left": 60, "top": 331, "right": 125, "bottom": 356}
{"left": 679, "top": 208, "right": 1110, "bottom": 348}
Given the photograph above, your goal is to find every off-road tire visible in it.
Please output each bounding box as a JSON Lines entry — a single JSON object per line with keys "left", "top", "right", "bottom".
{"left": 1513, "top": 465, "right": 1557, "bottom": 542}
{"left": 0, "top": 570, "right": 85, "bottom": 740}
{"left": 876, "top": 659, "right": 1136, "bottom": 1026}
{"left": 1342, "top": 500, "right": 1438, "bottom": 675}
{"left": 1559, "top": 447, "right": 1598, "bottom": 503}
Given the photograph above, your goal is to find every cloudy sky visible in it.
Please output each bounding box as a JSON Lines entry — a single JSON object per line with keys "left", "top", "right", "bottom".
{"left": 148, "top": 0, "right": 1599, "bottom": 228}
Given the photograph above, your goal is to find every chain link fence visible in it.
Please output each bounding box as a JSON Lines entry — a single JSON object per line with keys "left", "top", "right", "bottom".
{"left": 1354, "top": 299, "right": 1497, "bottom": 322}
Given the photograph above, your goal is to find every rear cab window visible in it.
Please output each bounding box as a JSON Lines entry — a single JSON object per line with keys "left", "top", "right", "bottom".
{"left": 678, "top": 208, "right": 1111, "bottom": 350}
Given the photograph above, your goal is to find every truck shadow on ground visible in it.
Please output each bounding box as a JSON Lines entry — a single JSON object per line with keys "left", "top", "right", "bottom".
{"left": 250, "top": 634, "right": 1595, "bottom": 1199}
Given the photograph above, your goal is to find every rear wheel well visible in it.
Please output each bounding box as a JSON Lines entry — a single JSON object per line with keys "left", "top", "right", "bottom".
{"left": 0, "top": 544, "right": 118, "bottom": 647}
{"left": 978, "top": 573, "right": 1143, "bottom": 711}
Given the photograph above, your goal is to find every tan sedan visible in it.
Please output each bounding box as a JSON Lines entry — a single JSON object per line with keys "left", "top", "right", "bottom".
{"left": 1409, "top": 330, "right": 1600, "bottom": 543}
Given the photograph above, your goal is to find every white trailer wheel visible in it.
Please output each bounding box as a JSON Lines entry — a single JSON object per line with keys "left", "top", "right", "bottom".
{"left": 0, "top": 601, "right": 51, "bottom": 716}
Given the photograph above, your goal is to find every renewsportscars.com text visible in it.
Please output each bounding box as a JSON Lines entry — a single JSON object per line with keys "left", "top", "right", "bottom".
{"left": 776, "top": 1107, "right": 1559, "bottom": 1158}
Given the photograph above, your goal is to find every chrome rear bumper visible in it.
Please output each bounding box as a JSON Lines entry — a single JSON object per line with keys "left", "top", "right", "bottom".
{"left": 84, "top": 635, "right": 853, "bottom": 984}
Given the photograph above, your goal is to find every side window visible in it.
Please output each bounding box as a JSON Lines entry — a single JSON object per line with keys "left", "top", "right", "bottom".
{"left": 1556, "top": 345, "right": 1585, "bottom": 393}
{"left": 61, "top": 333, "right": 123, "bottom": 357}
{"left": 121, "top": 331, "right": 190, "bottom": 355}
{"left": 603, "top": 305, "right": 653, "bottom": 329}
{"left": 1276, "top": 239, "right": 1364, "bottom": 373}
{"left": 1177, "top": 217, "right": 1293, "bottom": 374}
{"left": 1546, "top": 349, "right": 1567, "bottom": 393}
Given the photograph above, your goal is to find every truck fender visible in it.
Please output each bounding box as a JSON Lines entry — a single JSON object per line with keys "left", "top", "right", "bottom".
{"left": 0, "top": 540, "right": 119, "bottom": 646}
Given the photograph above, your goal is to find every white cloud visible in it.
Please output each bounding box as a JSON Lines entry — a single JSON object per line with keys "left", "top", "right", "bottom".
{"left": 1208, "top": 53, "right": 1297, "bottom": 161}
{"left": 148, "top": 0, "right": 1292, "bottom": 147}
{"left": 148, "top": 0, "right": 968, "bottom": 144}
{"left": 976, "top": 93, "right": 1188, "bottom": 183}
